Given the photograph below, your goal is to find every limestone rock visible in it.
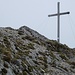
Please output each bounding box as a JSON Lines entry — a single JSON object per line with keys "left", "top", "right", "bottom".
{"left": 0, "top": 26, "right": 75, "bottom": 75}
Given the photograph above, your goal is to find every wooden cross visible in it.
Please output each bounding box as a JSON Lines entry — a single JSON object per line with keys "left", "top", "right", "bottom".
{"left": 48, "top": 2, "right": 70, "bottom": 43}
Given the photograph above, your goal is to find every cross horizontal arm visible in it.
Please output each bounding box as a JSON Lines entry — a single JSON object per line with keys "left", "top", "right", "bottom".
{"left": 48, "top": 12, "right": 70, "bottom": 17}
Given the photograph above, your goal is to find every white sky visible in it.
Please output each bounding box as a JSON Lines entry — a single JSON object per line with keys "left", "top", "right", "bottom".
{"left": 0, "top": 0, "right": 75, "bottom": 48}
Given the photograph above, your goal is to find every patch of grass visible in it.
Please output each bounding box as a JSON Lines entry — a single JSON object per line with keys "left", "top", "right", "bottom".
{"left": 32, "top": 40, "right": 41, "bottom": 45}
{"left": 24, "top": 50, "right": 30, "bottom": 55}
{"left": 17, "top": 51, "right": 23, "bottom": 56}
{"left": 28, "top": 66, "right": 33, "bottom": 72}
{"left": 0, "top": 32, "right": 3, "bottom": 37}
{"left": 16, "top": 39, "right": 23, "bottom": 45}
{"left": 43, "top": 56, "right": 47, "bottom": 63}
{"left": 27, "top": 43, "right": 35, "bottom": 49}
{"left": 15, "top": 38, "right": 35, "bottom": 51}
{"left": 38, "top": 51, "right": 45, "bottom": 56}
{"left": 60, "top": 53, "right": 68, "bottom": 60}
{"left": 16, "top": 73, "right": 23, "bottom": 75}
{"left": 3, "top": 55, "right": 11, "bottom": 62}
{"left": 16, "top": 39, "right": 35, "bottom": 50}
{"left": 23, "top": 71, "right": 27, "bottom": 75}
{"left": 17, "top": 49, "right": 30, "bottom": 56}
{"left": 3, "top": 36, "right": 10, "bottom": 47}
{"left": 46, "top": 40, "right": 70, "bottom": 52}
{"left": 3, "top": 51, "right": 11, "bottom": 56}
{"left": 40, "top": 41, "right": 46, "bottom": 46}
{"left": 23, "top": 36, "right": 35, "bottom": 41}
{"left": 14, "top": 54, "right": 21, "bottom": 59}
{"left": 49, "top": 51, "right": 56, "bottom": 59}
{"left": 38, "top": 56, "right": 47, "bottom": 63}
{"left": 0, "top": 43, "right": 5, "bottom": 53}
{"left": 3, "top": 51, "right": 11, "bottom": 62}
{"left": 0, "top": 43, "right": 11, "bottom": 56}
{"left": 38, "top": 56, "right": 44, "bottom": 61}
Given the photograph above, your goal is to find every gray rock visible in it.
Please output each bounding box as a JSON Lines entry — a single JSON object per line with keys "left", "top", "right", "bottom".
{"left": 0, "top": 26, "right": 75, "bottom": 75}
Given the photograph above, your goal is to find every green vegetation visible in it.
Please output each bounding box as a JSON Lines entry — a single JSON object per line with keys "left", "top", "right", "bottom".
{"left": 27, "top": 43, "right": 34, "bottom": 49}
{"left": 3, "top": 36, "right": 10, "bottom": 47}
{"left": 3, "top": 51, "right": 11, "bottom": 56}
{"left": 0, "top": 43, "right": 11, "bottom": 53}
{"left": 40, "top": 41, "right": 46, "bottom": 46}
{"left": 38, "top": 51, "right": 45, "bottom": 56}
{"left": 28, "top": 66, "right": 33, "bottom": 72}
{"left": 60, "top": 53, "right": 68, "bottom": 60}
{"left": 3, "top": 51, "right": 11, "bottom": 62}
{"left": 0, "top": 43, "right": 5, "bottom": 53}
{"left": 0, "top": 26, "right": 74, "bottom": 75}
{"left": 3, "top": 55, "right": 11, "bottom": 62}
{"left": 49, "top": 51, "right": 56, "bottom": 59}
{"left": 32, "top": 40, "right": 41, "bottom": 45}
{"left": 0, "top": 32, "right": 3, "bottom": 37}
{"left": 24, "top": 50, "right": 30, "bottom": 55}
{"left": 16, "top": 39, "right": 23, "bottom": 45}
{"left": 46, "top": 40, "right": 70, "bottom": 52}
{"left": 23, "top": 71, "right": 27, "bottom": 75}
{"left": 43, "top": 56, "right": 47, "bottom": 63}
{"left": 22, "top": 36, "right": 35, "bottom": 41}
{"left": 38, "top": 56, "right": 45, "bottom": 61}
{"left": 16, "top": 38, "right": 35, "bottom": 50}
{"left": 0, "top": 43, "right": 12, "bottom": 62}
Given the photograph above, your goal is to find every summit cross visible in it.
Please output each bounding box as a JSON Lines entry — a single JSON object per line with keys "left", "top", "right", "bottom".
{"left": 48, "top": 2, "right": 70, "bottom": 43}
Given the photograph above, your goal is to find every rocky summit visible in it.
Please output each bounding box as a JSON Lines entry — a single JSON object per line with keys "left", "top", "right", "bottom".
{"left": 0, "top": 26, "right": 75, "bottom": 75}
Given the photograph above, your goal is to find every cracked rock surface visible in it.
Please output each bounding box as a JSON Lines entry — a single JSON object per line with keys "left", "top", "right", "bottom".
{"left": 0, "top": 26, "right": 75, "bottom": 75}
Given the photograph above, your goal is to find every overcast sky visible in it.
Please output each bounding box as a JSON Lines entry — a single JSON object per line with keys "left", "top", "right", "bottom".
{"left": 0, "top": 0, "right": 75, "bottom": 48}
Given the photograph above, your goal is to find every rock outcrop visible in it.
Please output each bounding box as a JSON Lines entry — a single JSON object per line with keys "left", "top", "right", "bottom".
{"left": 0, "top": 26, "right": 75, "bottom": 75}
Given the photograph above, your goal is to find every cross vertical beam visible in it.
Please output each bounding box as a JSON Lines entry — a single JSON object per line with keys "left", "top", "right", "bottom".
{"left": 48, "top": 2, "right": 70, "bottom": 43}
{"left": 58, "top": 2, "right": 60, "bottom": 42}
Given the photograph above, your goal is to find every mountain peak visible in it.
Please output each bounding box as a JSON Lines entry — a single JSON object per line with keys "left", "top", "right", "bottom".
{"left": 0, "top": 26, "right": 75, "bottom": 75}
